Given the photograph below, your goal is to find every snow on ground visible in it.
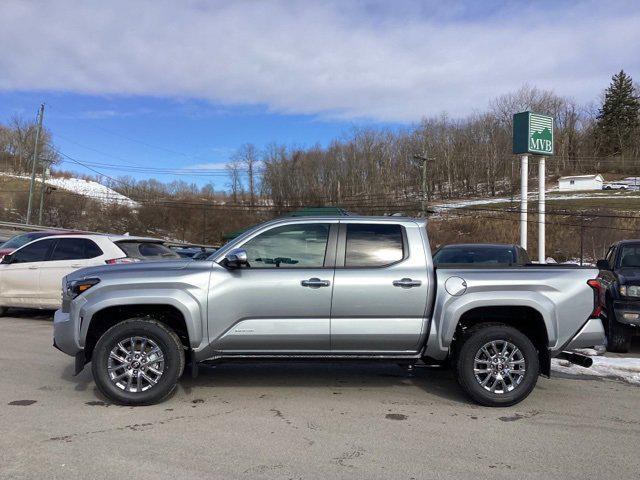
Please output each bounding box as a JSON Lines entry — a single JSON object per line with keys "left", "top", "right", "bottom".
{"left": 1, "top": 173, "right": 138, "bottom": 208}
{"left": 551, "top": 353, "right": 640, "bottom": 385}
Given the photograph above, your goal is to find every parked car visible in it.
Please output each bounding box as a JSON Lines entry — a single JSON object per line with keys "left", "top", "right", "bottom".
{"left": 0, "top": 235, "right": 180, "bottom": 313}
{"left": 603, "top": 182, "right": 626, "bottom": 190}
{"left": 0, "top": 230, "right": 83, "bottom": 261}
{"left": 54, "top": 216, "right": 604, "bottom": 407}
{"left": 173, "top": 247, "right": 216, "bottom": 260}
{"left": 433, "top": 243, "right": 530, "bottom": 266}
{"left": 596, "top": 240, "right": 640, "bottom": 352}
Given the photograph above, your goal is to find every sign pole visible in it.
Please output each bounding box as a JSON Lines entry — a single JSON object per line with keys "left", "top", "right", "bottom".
{"left": 538, "top": 156, "right": 545, "bottom": 263}
{"left": 520, "top": 154, "right": 528, "bottom": 250}
{"left": 513, "top": 111, "right": 554, "bottom": 256}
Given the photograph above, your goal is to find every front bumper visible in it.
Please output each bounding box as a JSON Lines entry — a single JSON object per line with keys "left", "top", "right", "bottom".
{"left": 564, "top": 318, "right": 606, "bottom": 350}
{"left": 53, "top": 309, "right": 82, "bottom": 357}
{"left": 613, "top": 300, "right": 640, "bottom": 326}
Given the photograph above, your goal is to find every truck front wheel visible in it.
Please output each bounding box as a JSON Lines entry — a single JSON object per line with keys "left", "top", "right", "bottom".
{"left": 606, "top": 318, "right": 632, "bottom": 353}
{"left": 454, "top": 325, "right": 539, "bottom": 407}
{"left": 91, "top": 318, "right": 185, "bottom": 405}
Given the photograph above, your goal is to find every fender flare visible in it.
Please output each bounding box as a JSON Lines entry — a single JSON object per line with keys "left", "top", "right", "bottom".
{"left": 78, "top": 288, "right": 206, "bottom": 349}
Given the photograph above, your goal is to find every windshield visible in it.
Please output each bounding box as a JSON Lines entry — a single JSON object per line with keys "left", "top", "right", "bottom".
{"left": 618, "top": 244, "right": 640, "bottom": 268}
{"left": 433, "top": 245, "right": 517, "bottom": 265}
{"left": 0, "top": 232, "right": 43, "bottom": 250}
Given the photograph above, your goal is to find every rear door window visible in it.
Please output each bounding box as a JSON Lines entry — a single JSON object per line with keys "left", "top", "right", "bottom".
{"left": 345, "top": 224, "right": 404, "bottom": 267}
{"left": 51, "top": 239, "right": 103, "bottom": 260}
{"left": 116, "top": 241, "right": 180, "bottom": 260}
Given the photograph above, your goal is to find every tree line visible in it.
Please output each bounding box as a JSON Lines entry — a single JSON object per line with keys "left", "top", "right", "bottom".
{"left": 260, "top": 71, "right": 640, "bottom": 212}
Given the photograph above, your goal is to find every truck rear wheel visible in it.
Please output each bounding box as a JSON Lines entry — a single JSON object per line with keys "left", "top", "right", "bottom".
{"left": 455, "top": 325, "right": 539, "bottom": 407}
{"left": 91, "top": 318, "right": 185, "bottom": 405}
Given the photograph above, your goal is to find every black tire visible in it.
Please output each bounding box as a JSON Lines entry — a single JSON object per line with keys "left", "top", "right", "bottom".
{"left": 606, "top": 317, "right": 632, "bottom": 353}
{"left": 0, "top": 307, "right": 7, "bottom": 317}
{"left": 91, "top": 318, "right": 185, "bottom": 405}
{"left": 455, "top": 324, "right": 539, "bottom": 407}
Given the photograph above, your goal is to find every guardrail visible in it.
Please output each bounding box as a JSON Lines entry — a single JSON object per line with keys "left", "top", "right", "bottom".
{"left": 0, "top": 220, "right": 220, "bottom": 249}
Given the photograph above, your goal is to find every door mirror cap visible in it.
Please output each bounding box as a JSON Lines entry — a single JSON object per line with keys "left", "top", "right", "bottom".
{"left": 224, "top": 248, "right": 248, "bottom": 269}
{"left": 596, "top": 259, "right": 611, "bottom": 270}
{"left": 0, "top": 254, "right": 12, "bottom": 264}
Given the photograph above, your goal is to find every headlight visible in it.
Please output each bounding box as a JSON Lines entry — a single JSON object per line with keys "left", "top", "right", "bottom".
{"left": 620, "top": 285, "right": 640, "bottom": 297}
{"left": 67, "top": 278, "right": 100, "bottom": 298}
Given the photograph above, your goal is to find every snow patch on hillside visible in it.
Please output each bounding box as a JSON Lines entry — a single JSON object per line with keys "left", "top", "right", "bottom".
{"left": 1, "top": 173, "right": 138, "bottom": 208}
{"left": 432, "top": 191, "right": 640, "bottom": 214}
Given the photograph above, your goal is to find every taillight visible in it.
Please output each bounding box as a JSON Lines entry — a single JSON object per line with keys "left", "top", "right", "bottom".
{"left": 105, "top": 257, "right": 140, "bottom": 264}
{"left": 587, "top": 279, "right": 604, "bottom": 318}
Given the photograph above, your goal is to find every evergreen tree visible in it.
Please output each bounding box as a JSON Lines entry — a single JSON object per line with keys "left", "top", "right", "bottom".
{"left": 596, "top": 70, "right": 640, "bottom": 156}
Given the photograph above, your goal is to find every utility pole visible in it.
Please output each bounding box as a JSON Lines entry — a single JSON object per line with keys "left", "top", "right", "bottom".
{"left": 26, "top": 103, "right": 45, "bottom": 225}
{"left": 579, "top": 218, "right": 585, "bottom": 266}
{"left": 202, "top": 203, "right": 207, "bottom": 244}
{"left": 413, "top": 153, "right": 432, "bottom": 218}
{"left": 38, "top": 159, "right": 48, "bottom": 225}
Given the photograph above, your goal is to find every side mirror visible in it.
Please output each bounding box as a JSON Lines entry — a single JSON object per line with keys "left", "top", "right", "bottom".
{"left": 1, "top": 254, "right": 12, "bottom": 265}
{"left": 224, "top": 248, "right": 248, "bottom": 269}
{"left": 596, "top": 259, "right": 611, "bottom": 270}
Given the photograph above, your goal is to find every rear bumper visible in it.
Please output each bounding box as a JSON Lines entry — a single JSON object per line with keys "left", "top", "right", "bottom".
{"left": 612, "top": 300, "right": 640, "bottom": 326}
{"left": 53, "top": 309, "right": 82, "bottom": 357}
{"left": 564, "top": 318, "right": 606, "bottom": 350}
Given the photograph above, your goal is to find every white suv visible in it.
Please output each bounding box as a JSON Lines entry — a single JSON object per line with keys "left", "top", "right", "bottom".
{"left": 0, "top": 234, "right": 180, "bottom": 312}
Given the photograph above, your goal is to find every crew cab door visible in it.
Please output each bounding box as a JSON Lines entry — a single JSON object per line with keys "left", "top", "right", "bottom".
{"left": 0, "top": 238, "right": 56, "bottom": 308}
{"left": 330, "top": 222, "right": 430, "bottom": 353}
{"left": 208, "top": 222, "right": 337, "bottom": 353}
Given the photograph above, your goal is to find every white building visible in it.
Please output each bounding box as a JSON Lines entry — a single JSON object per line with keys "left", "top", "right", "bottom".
{"left": 558, "top": 174, "right": 603, "bottom": 191}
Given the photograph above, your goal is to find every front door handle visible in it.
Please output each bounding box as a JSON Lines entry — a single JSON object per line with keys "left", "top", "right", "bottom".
{"left": 393, "top": 278, "right": 422, "bottom": 288}
{"left": 301, "top": 278, "right": 331, "bottom": 288}
{"left": 28, "top": 266, "right": 39, "bottom": 270}
{"left": 71, "top": 264, "right": 82, "bottom": 268}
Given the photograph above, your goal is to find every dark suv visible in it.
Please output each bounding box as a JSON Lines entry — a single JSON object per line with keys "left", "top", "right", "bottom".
{"left": 597, "top": 240, "right": 640, "bottom": 352}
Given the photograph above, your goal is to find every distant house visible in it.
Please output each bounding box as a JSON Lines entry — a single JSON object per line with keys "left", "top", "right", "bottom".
{"left": 558, "top": 174, "right": 603, "bottom": 191}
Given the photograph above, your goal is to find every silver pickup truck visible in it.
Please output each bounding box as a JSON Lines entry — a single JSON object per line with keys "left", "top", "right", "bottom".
{"left": 53, "top": 216, "right": 605, "bottom": 407}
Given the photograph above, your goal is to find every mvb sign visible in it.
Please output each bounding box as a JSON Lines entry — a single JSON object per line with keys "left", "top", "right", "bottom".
{"left": 512, "top": 112, "right": 554, "bottom": 156}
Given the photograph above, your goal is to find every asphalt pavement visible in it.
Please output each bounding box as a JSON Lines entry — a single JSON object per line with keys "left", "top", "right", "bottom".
{"left": 1, "top": 310, "right": 639, "bottom": 480}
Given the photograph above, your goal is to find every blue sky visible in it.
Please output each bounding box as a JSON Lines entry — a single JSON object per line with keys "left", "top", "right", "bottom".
{"left": 1, "top": 0, "right": 639, "bottom": 189}
{"left": 0, "top": 91, "right": 384, "bottom": 186}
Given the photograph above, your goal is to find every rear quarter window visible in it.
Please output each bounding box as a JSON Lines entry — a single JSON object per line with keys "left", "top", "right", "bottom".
{"left": 116, "top": 241, "right": 180, "bottom": 260}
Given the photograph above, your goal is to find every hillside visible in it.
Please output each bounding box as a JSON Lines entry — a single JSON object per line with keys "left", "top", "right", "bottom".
{"left": 0, "top": 173, "right": 137, "bottom": 208}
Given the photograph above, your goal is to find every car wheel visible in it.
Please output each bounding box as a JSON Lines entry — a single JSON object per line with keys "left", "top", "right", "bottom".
{"left": 455, "top": 324, "right": 539, "bottom": 407}
{"left": 91, "top": 318, "right": 185, "bottom": 405}
{"left": 606, "top": 317, "right": 632, "bottom": 353}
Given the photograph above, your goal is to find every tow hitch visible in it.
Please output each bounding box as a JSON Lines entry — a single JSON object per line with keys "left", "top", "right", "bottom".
{"left": 556, "top": 351, "right": 593, "bottom": 368}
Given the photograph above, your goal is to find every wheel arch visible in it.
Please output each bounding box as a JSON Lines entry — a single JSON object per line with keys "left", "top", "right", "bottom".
{"left": 82, "top": 297, "right": 202, "bottom": 362}
{"left": 452, "top": 305, "right": 551, "bottom": 376}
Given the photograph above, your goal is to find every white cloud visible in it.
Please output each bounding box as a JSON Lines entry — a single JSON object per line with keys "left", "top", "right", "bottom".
{"left": 0, "top": 0, "right": 638, "bottom": 122}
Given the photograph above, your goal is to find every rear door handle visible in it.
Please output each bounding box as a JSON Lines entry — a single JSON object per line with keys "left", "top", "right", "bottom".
{"left": 28, "top": 266, "right": 39, "bottom": 270}
{"left": 393, "top": 278, "right": 422, "bottom": 288}
{"left": 301, "top": 278, "right": 330, "bottom": 288}
{"left": 71, "top": 264, "right": 82, "bottom": 268}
